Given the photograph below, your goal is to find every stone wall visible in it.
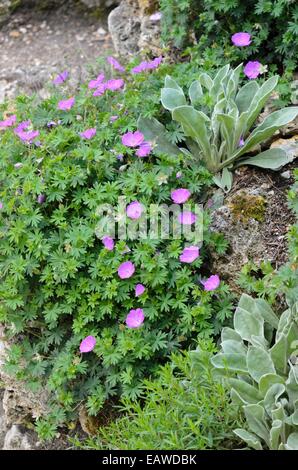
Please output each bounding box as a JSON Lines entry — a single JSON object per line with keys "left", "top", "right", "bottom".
{"left": 108, "top": 0, "right": 161, "bottom": 56}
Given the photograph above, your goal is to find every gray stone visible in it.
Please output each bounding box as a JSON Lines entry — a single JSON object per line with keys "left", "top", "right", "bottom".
{"left": 108, "top": 1, "right": 141, "bottom": 56}
{"left": 0, "top": 0, "right": 20, "bottom": 25}
{"left": 80, "top": 0, "right": 119, "bottom": 8}
{"left": 108, "top": 0, "right": 141, "bottom": 55}
{"left": 108, "top": 0, "right": 161, "bottom": 56}
{"left": 0, "top": 326, "right": 49, "bottom": 427}
{"left": 3, "top": 425, "right": 32, "bottom": 450}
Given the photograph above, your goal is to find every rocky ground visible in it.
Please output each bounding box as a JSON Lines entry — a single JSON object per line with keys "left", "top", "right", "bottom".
{"left": 0, "top": 1, "right": 113, "bottom": 102}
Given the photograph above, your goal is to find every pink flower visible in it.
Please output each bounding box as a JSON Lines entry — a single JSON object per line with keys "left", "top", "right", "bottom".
{"left": 93, "top": 83, "right": 107, "bottom": 96}
{"left": 14, "top": 162, "right": 23, "bottom": 169}
{"left": 107, "top": 56, "right": 125, "bottom": 72}
{"left": 135, "top": 283, "right": 145, "bottom": 297}
{"left": 131, "top": 61, "right": 149, "bottom": 74}
{"left": 178, "top": 211, "right": 197, "bottom": 225}
{"left": 244, "top": 61, "right": 262, "bottom": 79}
{"left": 126, "top": 308, "right": 145, "bottom": 328}
{"left": 0, "top": 202, "right": 3, "bottom": 210}
{"left": 58, "top": 97, "right": 75, "bottom": 111}
{"left": 147, "top": 56, "right": 163, "bottom": 70}
{"left": 171, "top": 188, "right": 191, "bottom": 204}
{"left": 88, "top": 73, "right": 105, "bottom": 89}
{"left": 179, "top": 246, "right": 200, "bottom": 263}
{"left": 14, "top": 120, "right": 30, "bottom": 133}
{"left": 126, "top": 201, "right": 143, "bottom": 219}
{"left": 118, "top": 260, "right": 135, "bottom": 279}
{"left": 110, "top": 115, "right": 119, "bottom": 122}
{"left": 80, "top": 335, "right": 96, "bottom": 353}
{"left": 238, "top": 137, "right": 245, "bottom": 147}
{"left": 17, "top": 130, "right": 40, "bottom": 143}
{"left": 0, "top": 114, "right": 16, "bottom": 129}
{"left": 176, "top": 171, "right": 182, "bottom": 179}
{"left": 122, "top": 131, "right": 144, "bottom": 147}
{"left": 202, "top": 274, "right": 220, "bottom": 291}
{"left": 150, "top": 12, "right": 162, "bottom": 21}
{"left": 136, "top": 141, "right": 152, "bottom": 157}
{"left": 231, "top": 32, "right": 251, "bottom": 47}
{"left": 105, "top": 79, "right": 124, "bottom": 91}
{"left": 80, "top": 128, "right": 96, "bottom": 140}
{"left": 53, "top": 70, "right": 69, "bottom": 85}
{"left": 102, "top": 236, "right": 114, "bottom": 251}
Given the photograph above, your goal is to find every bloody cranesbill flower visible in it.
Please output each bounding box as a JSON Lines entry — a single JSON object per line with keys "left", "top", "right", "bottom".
{"left": 0, "top": 114, "right": 16, "bottom": 129}
{"left": 131, "top": 61, "right": 149, "bottom": 74}
{"left": 126, "top": 201, "right": 143, "bottom": 219}
{"left": 122, "top": 130, "right": 144, "bottom": 147}
{"left": 179, "top": 246, "right": 200, "bottom": 263}
{"left": 80, "top": 335, "right": 96, "bottom": 353}
{"left": 135, "top": 283, "right": 145, "bottom": 297}
{"left": 0, "top": 202, "right": 3, "bottom": 210}
{"left": 37, "top": 194, "right": 46, "bottom": 204}
{"left": 126, "top": 308, "right": 145, "bottom": 328}
{"left": 178, "top": 211, "right": 197, "bottom": 225}
{"left": 80, "top": 128, "right": 96, "bottom": 140}
{"left": 88, "top": 73, "right": 105, "bottom": 89}
{"left": 102, "top": 236, "right": 114, "bottom": 251}
{"left": 93, "top": 83, "right": 107, "bottom": 96}
{"left": 17, "top": 130, "right": 40, "bottom": 143}
{"left": 58, "top": 97, "right": 75, "bottom": 111}
{"left": 136, "top": 141, "right": 152, "bottom": 157}
{"left": 244, "top": 61, "right": 262, "bottom": 79}
{"left": 107, "top": 56, "right": 125, "bottom": 73}
{"left": 202, "top": 274, "right": 220, "bottom": 291}
{"left": 231, "top": 32, "right": 251, "bottom": 47}
{"left": 110, "top": 115, "right": 119, "bottom": 122}
{"left": 171, "top": 188, "right": 191, "bottom": 204}
{"left": 53, "top": 70, "right": 69, "bottom": 85}
{"left": 147, "top": 56, "right": 163, "bottom": 70}
{"left": 14, "top": 120, "right": 31, "bottom": 134}
{"left": 118, "top": 260, "right": 135, "bottom": 279}
{"left": 105, "top": 79, "right": 124, "bottom": 91}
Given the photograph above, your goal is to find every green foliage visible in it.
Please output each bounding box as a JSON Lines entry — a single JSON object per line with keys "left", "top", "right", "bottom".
{"left": 160, "top": 0, "right": 298, "bottom": 76}
{"left": 138, "top": 65, "right": 298, "bottom": 190}
{"left": 192, "top": 294, "right": 298, "bottom": 450}
{"left": 74, "top": 345, "right": 242, "bottom": 450}
{"left": 0, "top": 58, "right": 234, "bottom": 435}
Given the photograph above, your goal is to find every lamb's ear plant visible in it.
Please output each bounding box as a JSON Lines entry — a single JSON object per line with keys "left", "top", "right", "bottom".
{"left": 138, "top": 64, "right": 298, "bottom": 191}
{"left": 191, "top": 294, "right": 298, "bottom": 450}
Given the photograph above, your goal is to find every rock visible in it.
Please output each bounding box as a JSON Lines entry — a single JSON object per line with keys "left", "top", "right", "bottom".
{"left": 0, "top": 1, "right": 20, "bottom": 25}
{"left": 108, "top": 0, "right": 160, "bottom": 56}
{"left": 209, "top": 168, "right": 295, "bottom": 289}
{"left": 138, "top": 12, "right": 161, "bottom": 54}
{"left": 280, "top": 116, "right": 298, "bottom": 138}
{"left": 210, "top": 189, "right": 267, "bottom": 289}
{"left": 80, "top": 0, "right": 119, "bottom": 8}
{"left": 108, "top": 1, "right": 141, "bottom": 55}
{"left": 0, "top": 393, "right": 7, "bottom": 448}
{"left": 0, "top": 326, "right": 49, "bottom": 427}
{"left": 79, "top": 405, "right": 101, "bottom": 436}
{"left": 3, "top": 425, "right": 32, "bottom": 450}
{"left": 270, "top": 135, "right": 298, "bottom": 160}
